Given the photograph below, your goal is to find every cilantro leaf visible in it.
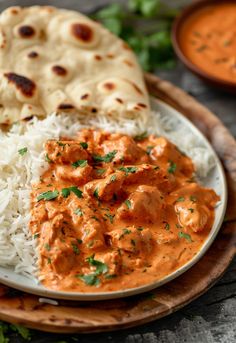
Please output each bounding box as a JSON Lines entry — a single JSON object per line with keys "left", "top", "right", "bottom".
{"left": 93, "top": 150, "right": 117, "bottom": 163}
{"left": 86, "top": 255, "right": 108, "bottom": 275}
{"left": 72, "top": 160, "right": 88, "bottom": 168}
{"left": 178, "top": 231, "right": 193, "bottom": 242}
{"left": 125, "top": 199, "right": 132, "bottom": 209}
{"left": 80, "top": 142, "right": 88, "bottom": 149}
{"left": 18, "top": 147, "right": 28, "bottom": 156}
{"left": 134, "top": 131, "right": 148, "bottom": 141}
{"left": 61, "top": 187, "right": 83, "bottom": 199}
{"left": 77, "top": 273, "right": 100, "bottom": 286}
{"left": 168, "top": 161, "right": 177, "bottom": 174}
{"left": 37, "top": 190, "right": 59, "bottom": 202}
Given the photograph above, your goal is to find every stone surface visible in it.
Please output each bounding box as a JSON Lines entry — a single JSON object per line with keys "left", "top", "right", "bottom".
{"left": 0, "top": 0, "right": 235, "bottom": 342}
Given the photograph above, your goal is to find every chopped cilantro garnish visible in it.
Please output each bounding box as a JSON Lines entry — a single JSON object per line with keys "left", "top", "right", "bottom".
{"left": 80, "top": 142, "right": 88, "bottom": 149}
{"left": 61, "top": 187, "right": 83, "bottom": 199}
{"left": 176, "top": 196, "right": 185, "bottom": 202}
{"left": 105, "top": 274, "right": 117, "bottom": 279}
{"left": 104, "top": 213, "right": 115, "bottom": 223}
{"left": 33, "top": 233, "right": 39, "bottom": 239}
{"left": 134, "top": 131, "right": 148, "bottom": 141}
{"left": 118, "top": 166, "right": 137, "bottom": 176}
{"left": 44, "top": 243, "right": 51, "bottom": 251}
{"left": 188, "top": 208, "right": 194, "bottom": 213}
{"left": 178, "top": 231, "right": 193, "bottom": 242}
{"left": 131, "top": 239, "right": 136, "bottom": 246}
{"left": 71, "top": 243, "right": 80, "bottom": 255}
{"left": 164, "top": 222, "right": 170, "bottom": 230}
{"left": 125, "top": 199, "right": 132, "bottom": 209}
{"left": 96, "top": 168, "right": 106, "bottom": 175}
{"left": 47, "top": 258, "right": 51, "bottom": 264}
{"left": 10, "top": 324, "right": 31, "bottom": 340}
{"left": 93, "top": 150, "right": 117, "bottom": 163}
{"left": 146, "top": 145, "right": 154, "bottom": 155}
{"left": 137, "top": 226, "right": 144, "bottom": 231}
{"left": 86, "top": 255, "right": 108, "bottom": 275}
{"left": 18, "top": 147, "right": 28, "bottom": 156}
{"left": 57, "top": 141, "right": 66, "bottom": 147}
{"left": 123, "top": 228, "right": 131, "bottom": 235}
{"left": 74, "top": 208, "right": 83, "bottom": 216}
{"left": 190, "top": 195, "right": 197, "bottom": 203}
{"left": 168, "top": 160, "right": 177, "bottom": 174}
{"left": 77, "top": 273, "right": 100, "bottom": 286}
{"left": 110, "top": 174, "right": 117, "bottom": 182}
{"left": 77, "top": 239, "right": 83, "bottom": 244}
{"left": 37, "top": 190, "right": 59, "bottom": 202}
{"left": 45, "top": 153, "right": 52, "bottom": 163}
{"left": 93, "top": 188, "right": 99, "bottom": 199}
{"left": 72, "top": 159, "right": 88, "bottom": 168}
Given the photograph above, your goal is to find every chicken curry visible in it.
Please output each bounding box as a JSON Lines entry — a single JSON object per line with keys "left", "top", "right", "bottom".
{"left": 30, "top": 129, "right": 219, "bottom": 292}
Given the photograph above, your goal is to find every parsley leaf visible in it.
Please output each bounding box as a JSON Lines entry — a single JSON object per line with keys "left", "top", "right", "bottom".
{"left": 93, "top": 150, "right": 117, "bottom": 163}
{"left": 110, "top": 174, "right": 117, "bottom": 182}
{"left": 45, "top": 153, "right": 52, "bottom": 163}
{"left": 104, "top": 213, "right": 115, "bottom": 223}
{"left": 37, "top": 190, "right": 59, "bottom": 202}
{"left": 96, "top": 168, "right": 106, "bottom": 175}
{"left": 72, "top": 159, "right": 88, "bottom": 168}
{"left": 18, "top": 147, "right": 28, "bottom": 156}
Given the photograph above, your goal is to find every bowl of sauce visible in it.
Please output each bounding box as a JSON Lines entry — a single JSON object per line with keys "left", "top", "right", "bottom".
{"left": 172, "top": 0, "right": 236, "bottom": 92}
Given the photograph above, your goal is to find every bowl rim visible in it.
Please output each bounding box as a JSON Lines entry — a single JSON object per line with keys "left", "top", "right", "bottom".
{"left": 171, "top": 0, "right": 236, "bottom": 89}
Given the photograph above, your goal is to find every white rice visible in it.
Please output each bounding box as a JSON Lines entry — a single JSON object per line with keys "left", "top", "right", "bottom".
{"left": 0, "top": 110, "right": 216, "bottom": 279}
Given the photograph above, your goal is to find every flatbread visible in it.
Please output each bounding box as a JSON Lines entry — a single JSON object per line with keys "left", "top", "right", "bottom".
{"left": 0, "top": 6, "right": 150, "bottom": 124}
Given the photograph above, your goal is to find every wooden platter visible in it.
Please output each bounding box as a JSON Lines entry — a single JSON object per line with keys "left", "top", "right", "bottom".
{"left": 0, "top": 74, "right": 235, "bottom": 333}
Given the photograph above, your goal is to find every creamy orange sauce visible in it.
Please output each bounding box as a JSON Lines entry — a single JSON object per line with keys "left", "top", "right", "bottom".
{"left": 30, "top": 129, "right": 219, "bottom": 292}
{"left": 180, "top": 3, "right": 236, "bottom": 83}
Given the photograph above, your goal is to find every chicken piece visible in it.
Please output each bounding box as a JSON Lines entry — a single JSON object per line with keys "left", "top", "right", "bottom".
{"left": 29, "top": 202, "right": 48, "bottom": 233}
{"left": 84, "top": 171, "right": 125, "bottom": 201}
{"left": 46, "top": 238, "right": 79, "bottom": 274}
{"left": 150, "top": 137, "right": 194, "bottom": 177}
{"left": 95, "top": 251, "right": 121, "bottom": 275}
{"left": 117, "top": 185, "right": 164, "bottom": 224}
{"left": 45, "top": 140, "right": 88, "bottom": 164}
{"left": 175, "top": 201, "right": 211, "bottom": 232}
{"left": 107, "top": 226, "right": 153, "bottom": 254}
{"left": 122, "top": 164, "right": 175, "bottom": 192}
{"left": 102, "top": 135, "right": 149, "bottom": 164}
{"left": 55, "top": 164, "right": 93, "bottom": 185}
{"left": 81, "top": 215, "right": 106, "bottom": 251}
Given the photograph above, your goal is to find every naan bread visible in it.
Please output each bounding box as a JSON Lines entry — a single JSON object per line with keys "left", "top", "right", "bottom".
{"left": 0, "top": 6, "right": 150, "bottom": 124}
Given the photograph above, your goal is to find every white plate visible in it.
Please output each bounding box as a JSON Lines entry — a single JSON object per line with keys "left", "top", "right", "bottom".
{"left": 0, "top": 98, "right": 227, "bottom": 301}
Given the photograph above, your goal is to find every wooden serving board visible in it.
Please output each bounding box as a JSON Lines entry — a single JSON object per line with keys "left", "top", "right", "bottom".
{"left": 0, "top": 75, "right": 235, "bottom": 334}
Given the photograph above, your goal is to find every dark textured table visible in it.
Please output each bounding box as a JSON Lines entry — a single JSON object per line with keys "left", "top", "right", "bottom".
{"left": 1, "top": 0, "right": 236, "bottom": 342}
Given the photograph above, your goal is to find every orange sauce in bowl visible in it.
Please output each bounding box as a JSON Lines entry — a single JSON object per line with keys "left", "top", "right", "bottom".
{"left": 179, "top": 2, "right": 236, "bottom": 83}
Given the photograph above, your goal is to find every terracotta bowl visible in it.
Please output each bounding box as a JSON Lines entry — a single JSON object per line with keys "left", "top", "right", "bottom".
{"left": 171, "top": 0, "right": 236, "bottom": 93}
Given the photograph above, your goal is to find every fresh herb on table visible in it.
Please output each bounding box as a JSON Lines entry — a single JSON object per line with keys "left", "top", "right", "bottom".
{"left": 91, "top": 1, "right": 178, "bottom": 71}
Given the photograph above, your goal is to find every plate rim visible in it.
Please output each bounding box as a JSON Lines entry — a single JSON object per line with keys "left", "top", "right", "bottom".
{"left": 0, "top": 98, "right": 227, "bottom": 300}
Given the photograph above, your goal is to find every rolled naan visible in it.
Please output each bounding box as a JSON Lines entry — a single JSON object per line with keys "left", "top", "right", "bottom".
{"left": 0, "top": 6, "right": 150, "bottom": 124}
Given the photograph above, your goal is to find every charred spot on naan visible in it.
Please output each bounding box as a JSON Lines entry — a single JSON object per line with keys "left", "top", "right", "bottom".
{"left": 28, "top": 51, "right": 39, "bottom": 58}
{"left": 52, "top": 65, "right": 67, "bottom": 76}
{"left": 18, "top": 25, "right": 35, "bottom": 38}
{"left": 57, "top": 103, "right": 75, "bottom": 111}
{"left": 71, "top": 23, "right": 93, "bottom": 42}
{"left": 4, "top": 72, "right": 36, "bottom": 98}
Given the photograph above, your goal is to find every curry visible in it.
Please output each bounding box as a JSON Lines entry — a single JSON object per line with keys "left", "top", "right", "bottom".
{"left": 29, "top": 129, "right": 219, "bottom": 292}
{"left": 179, "top": 2, "right": 236, "bottom": 83}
